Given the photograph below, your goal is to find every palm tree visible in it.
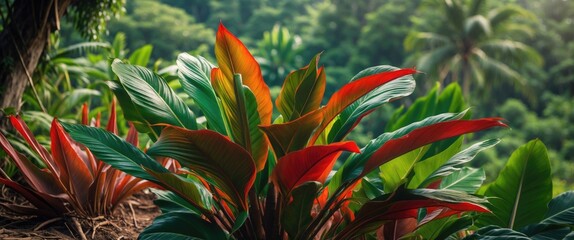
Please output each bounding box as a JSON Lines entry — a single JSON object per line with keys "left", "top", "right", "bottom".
{"left": 404, "top": 0, "right": 542, "bottom": 98}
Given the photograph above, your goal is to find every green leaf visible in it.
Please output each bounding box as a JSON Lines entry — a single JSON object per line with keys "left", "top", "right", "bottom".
{"left": 463, "top": 226, "right": 530, "bottom": 239}
{"left": 281, "top": 182, "right": 321, "bottom": 239}
{"left": 479, "top": 139, "right": 553, "bottom": 230}
{"left": 61, "top": 122, "right": 167, "bottom": 180}
{"left": 152, "top": 189, "right": 202, "bottom": 215}
{"left": 231, "top": 211, "right": 249, "bottom": 235}
{"left": 128, "top": 44, "right": 153, "bottom": 67}
{"left": 276, "top": 54, "right": 326, "bottom": 121}
{"left": 139, "top": 211, "right": 227, "bottom": 240}
{"left": 542, "top": 191, "right": 574, "bottom": 225}
{"left": 106, "top": 81, "right": 161, "bottom": 140}
{"left": 111, "top": 59, "right": 198, "bottom": 130}
{"left": 327, "top": 65, "right": 415, "bottom": 143}
{"left": 379, "top": 146, "right": 429, "bottom": 193}
{"left": 420, "top": 139, "right": 499, "bottom": 188}
{"left": 176, "top": 53, "right": 226, "bottom": 134}
{"left": 440, "top": 167, "right": 485, "bottom": 193}
{"left": 408, "top": 138, "right": 463, "bottom": 189}
{"left": 147, "top": 170, "right": 213, "bottom": 212}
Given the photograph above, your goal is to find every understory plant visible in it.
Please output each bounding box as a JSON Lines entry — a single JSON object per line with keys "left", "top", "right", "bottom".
{"left": 63, "top": 23, "right": 511, "bottom": 239}
{"left": 0, "top": 101, "right": 164, "bottom": 217}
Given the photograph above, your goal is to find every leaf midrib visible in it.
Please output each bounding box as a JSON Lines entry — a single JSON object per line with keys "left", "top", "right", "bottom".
{"left": 508, "top": 143, "right": 532, "bottom": 229}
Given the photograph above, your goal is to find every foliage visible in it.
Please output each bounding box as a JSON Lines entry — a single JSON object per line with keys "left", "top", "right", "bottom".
{"left": 67, "top": 0, "right": 126, "bottom": 40}
{"left": 255, "top": 25, "right": 303, "bottom": 86}
{"left": 64, "top": 23, "right": 508, "bottom": 239}
{"left": 464, "top": 140, "right": 574, "bottom": 239}
{"left": 405, "top": 0, "right": 542, "bottom": 98}
{"left": 0, "top": 102, "right": 162, "bottom": 217}
{"left": 106, "top": 0, "right": 214, "bottom": 60}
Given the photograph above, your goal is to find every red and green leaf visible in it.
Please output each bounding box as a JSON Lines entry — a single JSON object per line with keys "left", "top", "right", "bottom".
{"left": 311, "top": 69, "right": 417, "bottom": 144}
{"left": 276, "top": 53, "right": 326, "bottom": 121}
{"left": 260, "top": 109, "right": 324, "bottom": 158}
{"left": 271, "top": 141, "right": 360, "bottom": 194}
{"left": 360, "top": 118, "right": 507, "bottom": 178}
{"left": 147, "top": 127, "right": 256, "bottom": 210}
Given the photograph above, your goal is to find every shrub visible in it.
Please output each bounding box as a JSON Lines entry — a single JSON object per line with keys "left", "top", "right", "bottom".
{"left": 0, "top": 102, "right": 163, "bottom": 217}
{"left": 64, "top": 23, "right": 509, "bottom": 239}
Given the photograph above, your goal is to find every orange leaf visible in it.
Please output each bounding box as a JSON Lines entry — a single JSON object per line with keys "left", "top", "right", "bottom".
{"left": 215, "top": 23, "right": 272, "bottom": 125}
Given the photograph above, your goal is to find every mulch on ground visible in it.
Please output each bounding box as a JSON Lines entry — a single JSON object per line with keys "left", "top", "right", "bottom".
{"left": 0, "top": 187, "right": 160, "bottom": 240}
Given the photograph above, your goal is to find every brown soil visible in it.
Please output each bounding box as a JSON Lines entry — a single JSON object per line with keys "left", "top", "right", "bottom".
{"left": 0, "top": 188, "right": 161, "bottom": 240}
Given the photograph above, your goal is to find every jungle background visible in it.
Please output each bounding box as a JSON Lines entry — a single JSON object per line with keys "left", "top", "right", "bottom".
{"left": 2, "top": 0, "right": 573, "bottom": 194}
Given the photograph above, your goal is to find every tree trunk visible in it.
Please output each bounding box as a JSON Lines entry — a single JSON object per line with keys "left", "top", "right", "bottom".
{"left": 0, "top": 0, "right": 72, "bottom": 128}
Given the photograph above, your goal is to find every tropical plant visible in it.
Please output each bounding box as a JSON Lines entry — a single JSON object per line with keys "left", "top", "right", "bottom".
{"left": 444, "top": 140, "right": 574, "bottom": 239}
{"left": 0, "top": 101, "right": 165, "bottom": 217}
{"left": 63, "top": 23, "right": 507, "bottom": 239}
{"left": 405, "top": 0, "right": 542, "bottom": 97}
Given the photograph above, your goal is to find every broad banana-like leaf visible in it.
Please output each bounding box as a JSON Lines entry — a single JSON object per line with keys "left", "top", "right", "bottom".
{"left": 327, "top": 65, "right": 416, "bottom": 143}
{"left": 479, "top": 139, "right": 552, "bottom": 230}
{"left": 259, "top": 109, "right": 324, "bottom": 158}
{"left": 336, "top": 189, "right": 489, "bottom": 240}
{"left": 276, "top": 54, "right": 326, "bottom": 121}
{"left": 272, "top": 141, "right": 359, "bottom": 194}
{"left": 177, "top": 53, "right": 226, "bottom": 134}
{"left": 419, "top": 139, "right": 499, "bottom": 188}
{"left": 542, "top": 191, "right": 574, "bottom": 225}
{"left": 147, "top": 127, "right": 256, "bottom": 210}
{"left": 311, "top": 68, "right": 417, "bottom": 144}
{"left": 111, "top": 60, "right": 198, "bottom": 130}
{"left": 139, "top": 211, "right": 227, "bottom": 240}
{"left": 215, "top": 23, "right": 272, "bottom": 126}
{"left": 360, "top": 118, "right": 506, "bottom": 178}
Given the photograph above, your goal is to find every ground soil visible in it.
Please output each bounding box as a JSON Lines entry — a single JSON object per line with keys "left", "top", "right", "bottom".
{"left": 0, "top": 187, "right": 160, "bottom": 240}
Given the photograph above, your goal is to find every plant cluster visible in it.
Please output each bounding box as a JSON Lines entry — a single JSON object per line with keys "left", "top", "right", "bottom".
{"left": 56, "top": 23, "right": 566, "bottom": 239}
{"left": 0, "top": 102, "right": 163, "bottom": 217}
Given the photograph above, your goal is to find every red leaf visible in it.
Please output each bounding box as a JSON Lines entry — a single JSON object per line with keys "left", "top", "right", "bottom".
{"left": 272, "top": 141, "right": 360, "bottom": 193}
{"left": 106, "top": 99, "right": 118, "bottom": 134}
{"left": 51, "top": 119, "right": 95, "bottom": 205}
{"left": 148, "top": 127, "right": 256, "bottom": 210}
{"left": 9, "top": 116, "right": 57, "bottom": 174}
{"left": 82, "top": 103, "right": 89, "bottom": 125}
{"left": 311, "top": 69, "right": 417, "bottom": 144}
{"left": 360, "top": 118, "right": 507, "bottom": 177}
